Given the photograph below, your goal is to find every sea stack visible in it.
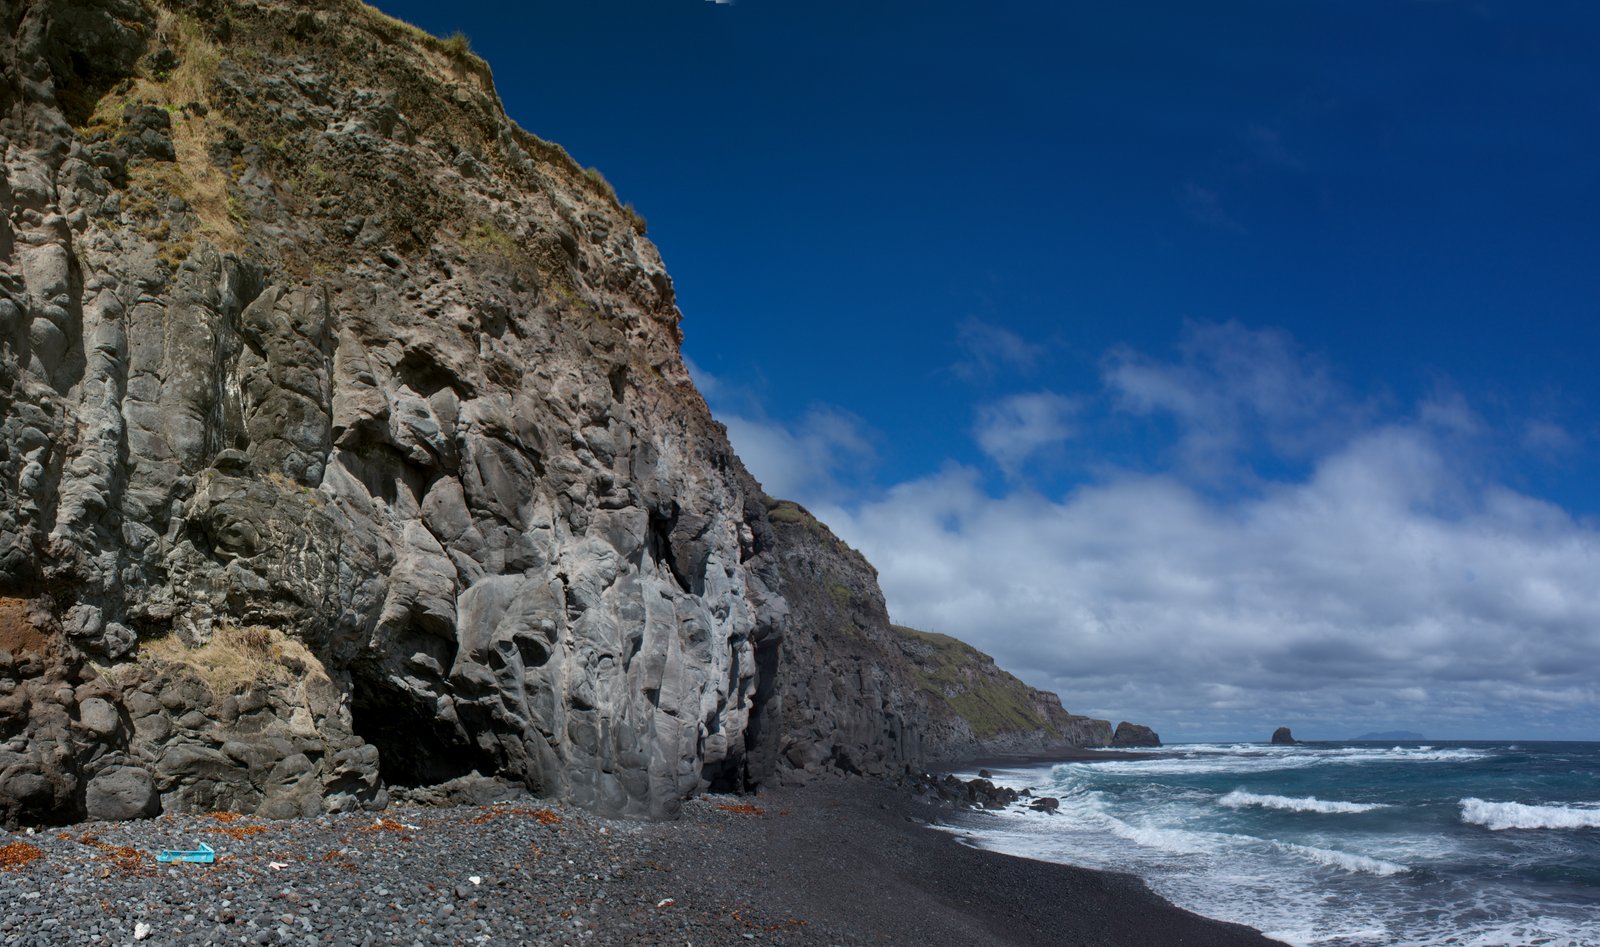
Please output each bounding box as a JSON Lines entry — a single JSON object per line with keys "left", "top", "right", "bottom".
{"left": 1270, "top": 727, "right": 1298, "bottom": 745}
{"left": 1113, "top": 722, "right": 1161, "bottom": 747}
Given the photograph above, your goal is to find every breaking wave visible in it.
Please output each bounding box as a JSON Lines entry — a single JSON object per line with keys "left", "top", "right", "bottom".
{"left": 1081, "top": 744, "right": 1490, "bottom": 778}
{"left": 1459, "top": 798, "right": 1600, "bottom": 831}
{"left": 1271, "top": 841, "right": 1409, "bottom": 876}
{"left": 1219, "top": 790, "right": 1387, "bottom": 815}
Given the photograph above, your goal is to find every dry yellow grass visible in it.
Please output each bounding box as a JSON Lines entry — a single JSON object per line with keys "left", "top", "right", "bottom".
{"left": 141, "top": 624, "right": 323, "bottom": 699}
{"left": 161, "top": 11, "right": 221, "bottom": 106}
{"left": 82, "top": 7, "right": 241, "bottom": 260}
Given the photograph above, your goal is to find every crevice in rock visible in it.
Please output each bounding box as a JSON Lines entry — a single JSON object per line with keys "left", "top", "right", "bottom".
{"left": 738, "top": 632, "right": 782, "bottom": 788}
{"left": 333, "top": 443, "right": 431, "bottom": 508}
{"left": 647, "top": 502, "right": 690, "bottom": 593}
{"left": 52, "top": 240, "right": 88, "bottom": 395}
{"left": 607, "top": 364, "right": 627, "bottom": 404}
{"left": 513, "top": 635, "right": 550, "bottom": 671}
{"left": 396, "top": 347, "right": 470, "bottom": 398}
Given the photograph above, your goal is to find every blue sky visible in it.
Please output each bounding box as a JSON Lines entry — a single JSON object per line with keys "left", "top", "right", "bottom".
{"left": 370, "top": 0, "right": 1600, "bottom": 741}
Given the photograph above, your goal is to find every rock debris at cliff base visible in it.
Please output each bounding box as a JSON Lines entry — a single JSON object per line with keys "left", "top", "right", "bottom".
{"left": 0, "top": 792, "right": 816, "bottom": 946}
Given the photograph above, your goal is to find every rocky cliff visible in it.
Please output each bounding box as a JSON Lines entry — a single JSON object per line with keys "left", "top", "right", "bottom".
{"left": 892, "top": 625, "right": 1122, "bottom": 759}
{"left": 761, "top": 500, "right": 925, "bottom": 779}
{"left": 0, "top": 0, "right": 791, "bottom": 823}
{"left": 764, "top": 500, "right": 1121, "bottom": 773}
{"left": 0, "top": 0, "right": 1140, "bottom": 828}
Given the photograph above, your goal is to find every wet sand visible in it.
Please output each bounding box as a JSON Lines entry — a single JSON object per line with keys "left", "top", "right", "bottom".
{"left": 650, "top": 777, "right": 1287, "bottom": 946}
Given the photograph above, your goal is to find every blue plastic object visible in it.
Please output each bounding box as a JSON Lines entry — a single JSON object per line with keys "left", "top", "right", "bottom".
{"left": 156, "top": 842, "right": 215, "bottom": 863}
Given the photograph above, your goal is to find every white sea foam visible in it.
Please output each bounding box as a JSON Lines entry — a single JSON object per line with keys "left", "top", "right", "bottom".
{"left": 1324, "top": 746, "right": 1489, "bottom": 764}
{"left": 1271, "top": 841, "right": 1409, "bottom": 876}
{"left": 955, "top": 745, "right": 1599, "bottom": 946}
{"left": 1101, "top": 814, "right": 1229, "bottom": 855}
{"left": 1459, "top": 797, "right": 1600, "bottom": 831}
{"left": 1072, "top": 744, "right": 1486, "bottom": 779}
{"left": 1219, "top": 790, "right": 1387, "bottom": 814}
{"left": 1067, "top": 754, "right": 1322, "bottom": 777}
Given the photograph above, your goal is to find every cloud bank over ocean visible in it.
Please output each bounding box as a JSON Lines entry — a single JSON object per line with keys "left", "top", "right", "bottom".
{"left": 700, "top": 323, "right": 1600, "bottom": 741}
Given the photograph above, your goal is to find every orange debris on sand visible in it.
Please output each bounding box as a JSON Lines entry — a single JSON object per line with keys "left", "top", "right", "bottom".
{"left": 0, "top": 842, "right": 43, "bottom": 871}
{"left": 205, "top": 825, "right": 271, "bottom": 840}
{"left": 93, "top": 845, "right": 150, "bottom": 877}
{"left": 716, "top": 803, "right": 766, "bottom": 816}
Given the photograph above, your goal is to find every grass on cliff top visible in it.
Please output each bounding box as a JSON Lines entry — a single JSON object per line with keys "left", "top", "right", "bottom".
{"left": 358, "top": 1, "right": 639, "bottom": 223}
{"left": 140, "top": 624, "right": 325, "bottom": 699}
{"left": 765, "top": 497, "right": 868, "bottom": 565}
{"left": 140, "top": 0, "right": 642, "bottom": 265}
{"left": 891, "top": 624, "right": 1057, "bottom": 740}
{"left": 766, "top": 499, "right": 814, "bottom": 526}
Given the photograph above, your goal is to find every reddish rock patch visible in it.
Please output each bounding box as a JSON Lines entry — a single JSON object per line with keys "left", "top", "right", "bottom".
{"left": 0, "top": 597, "right": 48, "bottom": 657}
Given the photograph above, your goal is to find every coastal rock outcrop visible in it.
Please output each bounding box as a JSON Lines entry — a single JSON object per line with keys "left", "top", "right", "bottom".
{"left": 760, "top": 500, "right": 924, "bottom": 779}
{"left": 765, "top": 500, "right": 1119, "bottom": 769}
{"left": 1271, "top": 727, "right": 1298, "bottom": 745}
{"left": 1112, "top": 722, "right": 1161, "bottom": 747}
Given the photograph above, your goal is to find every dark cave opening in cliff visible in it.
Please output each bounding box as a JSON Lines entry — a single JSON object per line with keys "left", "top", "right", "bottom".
{"left": 350, "top": 677, "right": 483, "bottom": 788}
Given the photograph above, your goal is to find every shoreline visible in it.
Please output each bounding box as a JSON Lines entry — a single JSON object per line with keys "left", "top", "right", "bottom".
{"left": 0, "top": 774, "right": 1285, "bottom": 945}
{"left": 657, "top": 776, "right": 1287, "bottom": 946}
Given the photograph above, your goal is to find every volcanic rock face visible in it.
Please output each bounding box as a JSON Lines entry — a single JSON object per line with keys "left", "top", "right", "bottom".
{"left": 761, "top": 500, "right": 925, "bottom": 779}
{"left": 0, "top": 0, "right": 781, "bottom": 822}
{"left": 1271, "top": 727, "right": 1298, "bottom": 745}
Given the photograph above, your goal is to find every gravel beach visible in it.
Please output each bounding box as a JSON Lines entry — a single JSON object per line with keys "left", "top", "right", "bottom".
{"left": 0, "top": 778, "right": 1281, "bottom": 946}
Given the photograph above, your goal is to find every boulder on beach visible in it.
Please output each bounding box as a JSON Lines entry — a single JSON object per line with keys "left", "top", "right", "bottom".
{"left": 1270, "top": 727, "right": 1298, "bottom": 745}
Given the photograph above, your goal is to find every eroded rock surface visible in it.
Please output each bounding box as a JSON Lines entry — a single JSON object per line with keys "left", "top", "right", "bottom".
{"left": 761, "top": 501, "right": 924, "bottom": 780}
{"left": 0, "top": 0, "right": 780, "bottom": 822}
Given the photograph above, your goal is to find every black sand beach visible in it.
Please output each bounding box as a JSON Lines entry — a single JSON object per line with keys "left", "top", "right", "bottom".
{"left": 0, "top": 776, "right": 1281, "bottom": 945}
{"left": 661, "top": 778, "right": 1285, "bottom": 946}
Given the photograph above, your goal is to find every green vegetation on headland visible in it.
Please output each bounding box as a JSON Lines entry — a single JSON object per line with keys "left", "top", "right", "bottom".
{"left": 891, "top": 624, "right": 1061, "bottom": 739}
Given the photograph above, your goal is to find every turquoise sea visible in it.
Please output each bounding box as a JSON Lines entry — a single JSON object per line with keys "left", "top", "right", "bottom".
{"left": 953, "top": 742, "right": 1600, "bottom": 946}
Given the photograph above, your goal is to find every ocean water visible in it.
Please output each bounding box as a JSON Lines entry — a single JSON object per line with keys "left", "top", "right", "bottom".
{"left": 949, "top": 742, "right": 1600, "bottom": 946}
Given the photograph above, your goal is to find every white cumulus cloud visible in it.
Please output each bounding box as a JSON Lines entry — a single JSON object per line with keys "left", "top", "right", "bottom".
{"left": 974, "top": 391, "right": 1077, "bottom": 476}
{"left": 824, "top": 424, "right": 1600, "bottom": 740}
{"left": 704, "top": 322, "right": 1600, "bottom": 740}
